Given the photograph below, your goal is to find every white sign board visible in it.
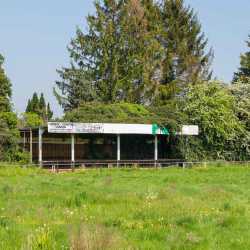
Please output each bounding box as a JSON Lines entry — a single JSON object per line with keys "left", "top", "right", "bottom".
{"left": 73, "top": 123, "right": 104, "bottom": 133}
{"left": 48, "top": 123, "right": 73, "bottom": 133}
{"left": 180, "top": 125, "right": 199, "bottom": 135}
{"left": 103, "top": 124, "right": 152, "bottom": 134}
{"left": 48, "top": 123, "right": 198, "bottom": 135}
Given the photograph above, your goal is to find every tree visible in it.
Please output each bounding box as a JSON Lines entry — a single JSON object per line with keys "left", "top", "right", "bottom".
{"left": 39, "top": 93, "right": 46, "bottom": 110}
{"left": 54, "top": 69, "right": 100, "bottom": 111}
{"left": 233, "top": 33, "right": 250, "bottom": 83}
{"left": 183, "top": 79, "right": 244, "bottom": 160}
{"left": 227, "top": 78, "right": 250, "bottom": 127}
{"left": 39, "top": 93, "right": 46, "bottom": 118}
{"left": 54, "top": 0, "right": 164, "bottom": 106}
{"left": 47, "top": 103, "right": 53, "bottom": 119}
{"left": 31, "top": 92, "right": 40, "bottom": 116}
{"left": 154, "top": 0, "right": 214, "bottom": 106}
{"left": 25, "top": 93, "right": 53, "bottom": 119}
{"left": 0, "top": 54, "right": 12, "bottom": 112}
{"left": 26, "top": 99, "right": 33, "bottom": 113}
{"left": 19, "top": 113, "right": 44, "bottom": 128}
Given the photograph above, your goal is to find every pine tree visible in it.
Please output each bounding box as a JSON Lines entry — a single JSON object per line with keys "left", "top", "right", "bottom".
{"left": 0, "top": 54, "right": 12, "bottom": 112}
{"left": 26, "top": 99, "right": 33, "bottom": 113}
{"left": 120, "top": 0, "right": 165, "bottom": 104}
{"left": 32, "top": 92, "right": 40, "bottom": 116}
{"left": 47, "top": 103, "right": 53, "bottom": 119}
{"left": 233, "top": 33, "right": 250, "bottom": 83}
{"left": 155, "top": 0, "right": 214, "bottom": 106}
{"left": 39, "top": 93, "right": 46, "bottom": 117}
{"left": 54, "top": 0, "right": 164, "bottom": 106}
{"left": 54, "top": 69, "right": 100, "bottom": 111}
{"left": 39, "top": 93, "right": 46, "bottom": 110}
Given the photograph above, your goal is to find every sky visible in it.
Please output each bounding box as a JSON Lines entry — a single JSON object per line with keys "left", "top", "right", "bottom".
{"left": 1, "top": 0, "right": 250, "bottom": 118}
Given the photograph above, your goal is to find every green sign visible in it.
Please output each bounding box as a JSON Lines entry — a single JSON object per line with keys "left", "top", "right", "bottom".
{"left": 152, "top": 125, "right": 169, "bottom": 135}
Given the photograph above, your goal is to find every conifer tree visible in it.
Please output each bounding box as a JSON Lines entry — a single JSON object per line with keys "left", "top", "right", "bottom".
{"left": 0, "top": 54, "right": 12, "bottom": 112}
{"left": 39, "top": 93, "right": 46, "bottom": 117}
{"left": 54, "top": 69, "right": 99, "bottom": 111}
{"left": 233, "top": 33, "right": 250, "bottom": 83}
{"left": 47, "top": 103, "right": 53, "bottom": 119}
{"left": 26, "top": 99, "right": 33, "bottom": 113}
{"left": 54, "top": 0, "right": 164, "bottom": 106}
{"left": 155, "top": 0, "right": 214, "bottom": 106}
{"left": 32, "top": 92, "right": 40, "bottom": 116}
{"left": 39, "top": 93, "right": 46, "bottom": 110}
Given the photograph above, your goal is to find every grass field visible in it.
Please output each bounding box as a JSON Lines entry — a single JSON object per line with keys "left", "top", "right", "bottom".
{"left": 0, "top": 164, "right": 250, "bottom": 249}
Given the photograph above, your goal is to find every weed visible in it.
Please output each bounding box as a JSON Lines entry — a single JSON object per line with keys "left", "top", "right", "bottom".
{"left": 68, "top": 223, "right": 122, "bottom": 250}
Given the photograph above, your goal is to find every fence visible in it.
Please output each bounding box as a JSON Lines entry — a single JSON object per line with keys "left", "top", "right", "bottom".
{"left": 1, "top": 160, "right": 250, "bottom": 173}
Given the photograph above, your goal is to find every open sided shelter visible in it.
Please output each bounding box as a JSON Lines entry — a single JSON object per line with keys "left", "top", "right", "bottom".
{"left": 18, "top": 123, "right": 198, "bottom": 167}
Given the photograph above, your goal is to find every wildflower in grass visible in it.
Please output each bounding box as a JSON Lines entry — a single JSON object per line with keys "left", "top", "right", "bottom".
{"left": 70, "top": 211, "right": 73, "bottom": 215}
{"left": 212, "top": 208, "right": 214, "bottom": 209}
{"left": 44, "top": 224, "right": 46, "bottom": 226}
{"left": 6, "top": 227, "right": 8, "bottom": 229}
{"left": 2, "top": 208, "right": 4, "bottom": 210}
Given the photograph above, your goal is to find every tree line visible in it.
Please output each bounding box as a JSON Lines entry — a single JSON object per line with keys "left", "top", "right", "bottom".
{"left": 0, "top": 0, "right": 250, "bottom": 162}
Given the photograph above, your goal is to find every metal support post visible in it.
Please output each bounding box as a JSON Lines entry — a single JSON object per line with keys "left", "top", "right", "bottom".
{"left": 23, "top": 132, "right": 25, "bottom": 153}
{"left": 30, "top": 129, "right": 32, "bottom": 163}
{"left": 154, "top": 135, "right": 158, "bottom": 169}
{"left": 71, "top": 133, "right": 75, "bottom": 172}
{"left": 117, "top": 134, "right": 120, "bottom": 169}
{"left": 38, "top": 128, "right": 45, "bottom": 169}
{"left": 185, "top": 136, "right": 188, "bottom": 159}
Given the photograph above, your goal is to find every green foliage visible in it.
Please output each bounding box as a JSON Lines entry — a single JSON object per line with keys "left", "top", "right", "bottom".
{"left": 25, "top": 93, "right": 53, "bottom": 120}
{"left": 31, "top": 92, "right": 40, "bottom": 116}
{"left": 227, "top": 78, "right": 250, "bottom": 128}
{"left": 183, "top": 79, "right": 248, "bottom": 161}
{"left": 0, "top": 54, "right": 12, "bottom": 112}
{"left": 47, "top": 102, "right": 53, "bottom": 119}
{"left": 54, "top": 69, "right": 100, "bottom": 111}
{"left": 64, "top": 102, "right": 187, "bottom": 135}
{"left": 25, "top": 99, "right": 33, "bottom": 113}
{"left": 20, "top": 113, "right": 44, "bottom": 127}
{"left": 39, "top": 93, "right": 46, "bottom": 110}
{"left": 55, "top": 0, "right": 164, "bottom": 105}
{"left": 154, "top": 0, "right": 214, "bottom": 106}
{"left": 233, "top": 33, "right": 250, "bottom": 83}
{"left": 0, "top": 112, "right": 28, "bottom": 162}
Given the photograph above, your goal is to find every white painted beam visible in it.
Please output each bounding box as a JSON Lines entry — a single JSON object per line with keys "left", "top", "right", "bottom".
{"left": 154, "top": 135, "right": 158, "bottom": 168}
{"left": 30, "top": 129, "right": 32, "bottom": 163}
{"left": 71, "top": 133, "right": 75, "bottom": 162}
{"left": 117, "top": 134, "right": 120, "bottom": 168}
{"left": 38, "top": 128, "right": 45, "bottom": 168}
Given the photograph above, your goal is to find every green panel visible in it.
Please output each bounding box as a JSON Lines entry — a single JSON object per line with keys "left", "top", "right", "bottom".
{"left": 152, "top": 125, "right": 169, "bottom": 135}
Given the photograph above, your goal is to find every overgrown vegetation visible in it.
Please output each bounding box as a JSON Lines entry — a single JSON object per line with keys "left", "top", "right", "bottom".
{"left": 0, "top": 166, "right": 250, "bottom": 249}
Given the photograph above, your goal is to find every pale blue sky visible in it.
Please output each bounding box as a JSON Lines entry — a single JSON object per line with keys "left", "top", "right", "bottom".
{"left": 1, "top": 0, "right": 250, "bottom": 117}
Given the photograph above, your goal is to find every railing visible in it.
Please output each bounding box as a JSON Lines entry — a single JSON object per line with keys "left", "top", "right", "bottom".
{"left": 1, "top": 160, "right": 250, "bottom": 172}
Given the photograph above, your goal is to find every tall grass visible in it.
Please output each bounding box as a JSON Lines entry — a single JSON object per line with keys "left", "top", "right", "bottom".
{"left": 0, "top": 165, "right": 250, "bottom": 249}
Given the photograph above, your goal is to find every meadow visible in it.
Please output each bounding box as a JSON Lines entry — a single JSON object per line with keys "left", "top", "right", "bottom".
{"left": 0, "top": 164, "right": 250, "bottom": 249}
